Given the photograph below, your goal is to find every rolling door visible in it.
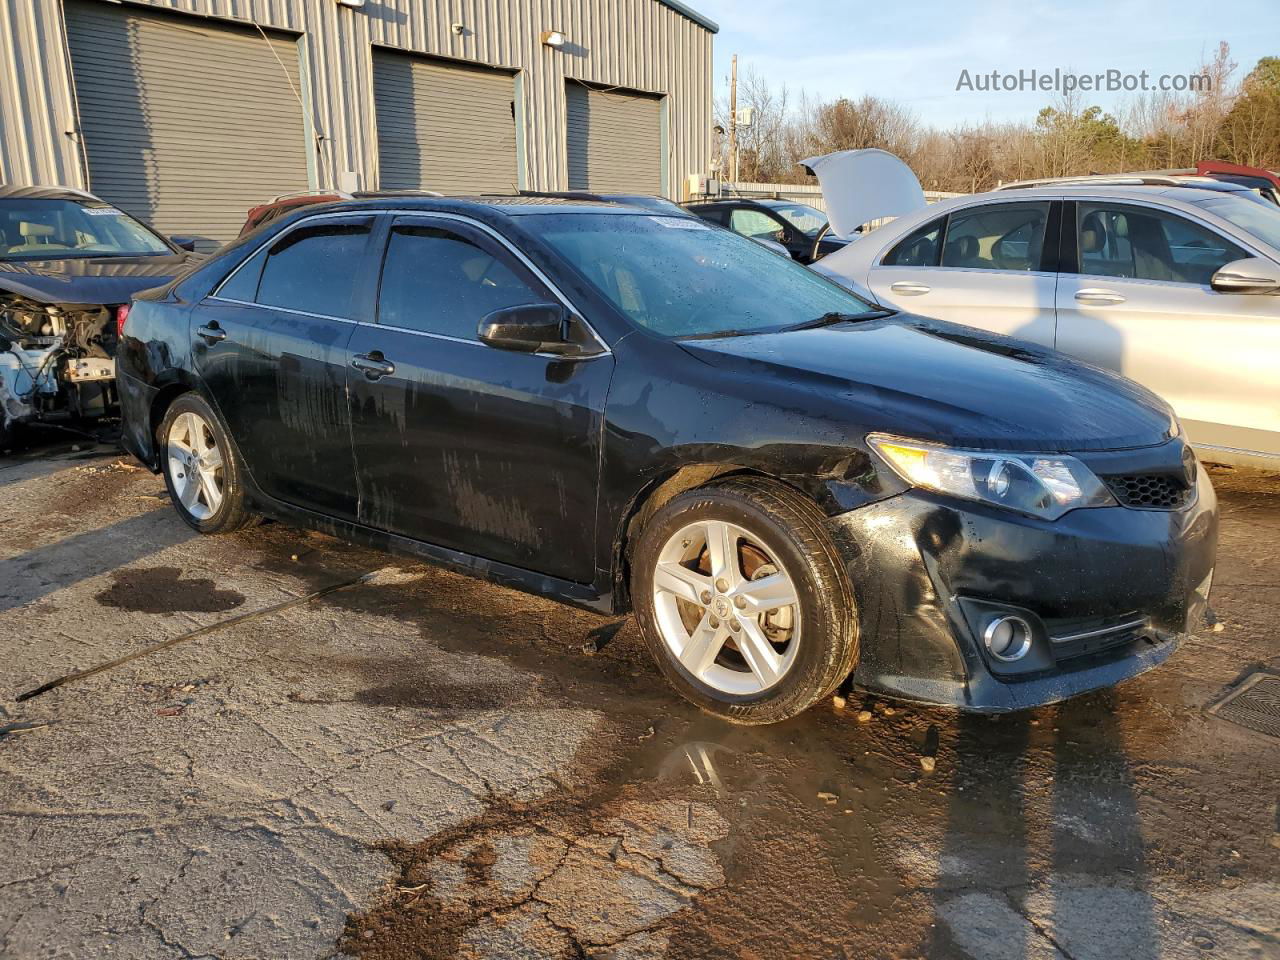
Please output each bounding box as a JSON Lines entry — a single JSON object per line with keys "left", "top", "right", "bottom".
{"left": 64, "top": 1, "right": 310, "bottom": 250}
{"left": 373, "top": 51, "right": 518, "bottom": 194}
{"left": 566, "top": 84, "right": 663, "bottom": 194}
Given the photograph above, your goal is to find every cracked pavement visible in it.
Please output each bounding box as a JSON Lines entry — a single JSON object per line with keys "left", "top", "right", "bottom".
{"left": 0, "top": 435, "right": 1277, "bottom": 959}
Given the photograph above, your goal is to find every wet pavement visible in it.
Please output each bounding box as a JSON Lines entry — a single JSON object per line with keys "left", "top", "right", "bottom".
{"left": 0, "top": 433, "right": 1276, "bottom": 959}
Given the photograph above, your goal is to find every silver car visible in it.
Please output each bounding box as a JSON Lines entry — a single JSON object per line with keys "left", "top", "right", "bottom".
{"left": 808, "top": 156, "right": 1280, "bottom": 470}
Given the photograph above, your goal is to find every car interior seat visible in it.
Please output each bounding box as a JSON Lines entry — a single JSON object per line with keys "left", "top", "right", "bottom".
{"left": 1119, "top": 214, "right": 1179, "bottom": 283}
{"left": 943, "top": 233, "right": 980, "bottom": 267}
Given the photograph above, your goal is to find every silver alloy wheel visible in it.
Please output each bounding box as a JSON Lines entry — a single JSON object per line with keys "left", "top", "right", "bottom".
{"left": 167, "top": 411, "right": 225, "bottom": 521}
{"left": 651, "top": 519, "right": 802, "bottom": 696}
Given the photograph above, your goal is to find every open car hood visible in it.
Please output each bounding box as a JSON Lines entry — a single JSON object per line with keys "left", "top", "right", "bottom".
{"left": 800, "top": 149, "right": 926, "bottom": 240}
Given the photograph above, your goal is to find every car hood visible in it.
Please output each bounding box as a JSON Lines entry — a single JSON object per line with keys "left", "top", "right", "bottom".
{"left": 677, "top": 315, "right": 1176, "bottom": 453}
{"left": 0, "top": 253, "right": 199, "bottom": 305}
{"left": 801, "top": 149, "right": 926, "bottom": 240}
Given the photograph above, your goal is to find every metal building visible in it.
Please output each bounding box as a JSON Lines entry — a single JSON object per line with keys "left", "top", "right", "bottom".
{"left": 0, "top": 0, "right": 716, "bottom": 246}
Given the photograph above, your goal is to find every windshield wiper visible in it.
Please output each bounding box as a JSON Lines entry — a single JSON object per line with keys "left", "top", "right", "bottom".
{"left": 782, "top": 309, "right": 894, "bottom": 332}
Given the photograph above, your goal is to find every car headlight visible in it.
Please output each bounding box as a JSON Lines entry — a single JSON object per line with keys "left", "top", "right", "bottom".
{"left": 867, "top": 434, "right": 1116, "bottom": 521}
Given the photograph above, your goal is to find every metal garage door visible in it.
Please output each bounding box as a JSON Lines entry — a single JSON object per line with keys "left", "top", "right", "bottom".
{"left": 64, "top": 2, "right": 309, "bottom": 250}
{"left": 566, "top": 84, "right": 663, "bottom": 194}
{"left": 373, "top": 51, "right": 518, "bottom": 194}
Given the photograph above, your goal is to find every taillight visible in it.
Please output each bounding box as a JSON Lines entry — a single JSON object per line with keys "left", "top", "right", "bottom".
{"left": 115, "top": 303, "right": 130, "bottom": 337}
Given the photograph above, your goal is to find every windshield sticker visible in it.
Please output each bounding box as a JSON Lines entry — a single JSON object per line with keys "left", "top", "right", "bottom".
{"left": 83, "top": 207, "right": 123, "bottom": 216}
{"left": 649, "top": 216, "right": 710, "bottom": 230}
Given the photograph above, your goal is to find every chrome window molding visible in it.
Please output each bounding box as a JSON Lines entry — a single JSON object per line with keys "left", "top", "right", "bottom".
{"left": 208, "top": 207, "right": 612, "bottom": 357}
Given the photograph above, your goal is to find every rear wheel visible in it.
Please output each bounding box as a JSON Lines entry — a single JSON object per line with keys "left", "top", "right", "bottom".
{"left": 158, "top": 393, "right": 251, "bottom": 534}
{"left": 631, "top": 476, "right": 858, "bottom": 724}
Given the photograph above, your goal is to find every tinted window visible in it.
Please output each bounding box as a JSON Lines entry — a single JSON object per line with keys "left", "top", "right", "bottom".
{"left": 216, "top": 247, "right": 267, "bottom": 302}
{"left": 377, "top": 224, "right": 543, "bottom": 339}
{"left": 942, "top": 203, "right": 1049, "bottom": 271}
{"left": 537, "top": 213, "right": 877, "bottom": 338}
{"left": 256, "top": 221, "right": 371, "bottom": 317}
{"left": 1078, "top": 203, "right": 1246, "bottom": 285}
{"left": 729, "top": 208, "right": 782, "bottom": 239}
{"left": 883, "top": 216, "right": 945, "bottom": 266}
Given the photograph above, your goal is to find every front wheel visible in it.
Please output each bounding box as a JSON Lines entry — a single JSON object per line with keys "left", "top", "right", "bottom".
{"left": 158, "top": 393, "right": 252, "bottom": 534}
{"left": 631, "top": 476, "right": 859, "bottom": 724}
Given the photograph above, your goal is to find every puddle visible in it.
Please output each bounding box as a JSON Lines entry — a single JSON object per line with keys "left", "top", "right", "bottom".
{"left": 94, "top": 565, "right": 246, "bottom": 613}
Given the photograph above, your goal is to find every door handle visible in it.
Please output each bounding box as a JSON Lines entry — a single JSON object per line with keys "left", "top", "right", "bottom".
{"left": 1074, "top": 288, "right": 1127, "bottom": 305}
{"left": 351, "top": 352, "right": 395, "bottom": 379}
{"left": 890, "top": 281, "right": 931, "bottom": 296}
{"left": 196, "top": 322, "right": 226, "bottom": 344}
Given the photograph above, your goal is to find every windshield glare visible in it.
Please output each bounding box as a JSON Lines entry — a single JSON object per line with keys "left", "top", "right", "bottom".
{"left": 0, "top": 198, "right": 172, "bottom": 261}
{"left": 1199, "top": 195, "right": 1280, "bottom": 251}
{"left": 536, "top": 213, "right": 877, "bottom": 338}
{"left": 769, "top": 202, "right": 828, "bottom": 237}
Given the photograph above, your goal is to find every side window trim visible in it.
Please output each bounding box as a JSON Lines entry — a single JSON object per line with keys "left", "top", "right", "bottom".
{"left": 210, "top": 212, "right": 376, "bottom": 319}
{"left": 880, "top": 213, "right": 948, "bottom": 267}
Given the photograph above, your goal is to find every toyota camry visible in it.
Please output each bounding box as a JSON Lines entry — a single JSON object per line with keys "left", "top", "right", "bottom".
{"left": 117, "top": 197, "right": 1217, "bottom": 723}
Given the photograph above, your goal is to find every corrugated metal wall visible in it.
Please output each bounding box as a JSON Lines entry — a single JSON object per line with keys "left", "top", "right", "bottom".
{"left": 0, "top": 0, "right": 713, "bottom": 200}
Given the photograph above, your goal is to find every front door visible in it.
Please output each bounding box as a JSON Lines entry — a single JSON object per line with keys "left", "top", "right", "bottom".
{"left": 346, "top": 214, "right": 614, "bottom": 582}
{"left": 867, "top": 201, "right": 1058, "bottom": 346}
{"left": 1054, "top": 200, "right": 1280, "bottom": 457}
{"left": 194, "top": 215, "right": 374, "bottom": 519}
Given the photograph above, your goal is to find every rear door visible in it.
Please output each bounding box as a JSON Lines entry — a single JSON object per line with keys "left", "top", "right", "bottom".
{"left": 346, "top": 214, "right": 614, "bottom": 581}
{"left": 1055, "top": 199, "right": 1280, "bottom": 457}
{"left": 196, "top": 215, "right": 375, "bottom": 519}
{"left": 866, "top": 200, "right": 1059, "bottom": 345}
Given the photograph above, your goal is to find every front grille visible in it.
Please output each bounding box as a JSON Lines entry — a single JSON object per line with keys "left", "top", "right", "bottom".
{"left": 1104, "top": 473, "right": 1191, "bottom": 510}
{"left": 1049, "top": 612, "right": 1148, "bottom": 661}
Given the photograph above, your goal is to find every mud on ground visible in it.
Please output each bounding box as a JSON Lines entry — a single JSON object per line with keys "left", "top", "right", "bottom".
{"left": 0, "top": 438, "right": 1276, "bottom": 959}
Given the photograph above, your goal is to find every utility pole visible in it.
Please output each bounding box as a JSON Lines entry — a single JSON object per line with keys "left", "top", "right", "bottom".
{"left": 728, "top": 53, "right": 738, "bottom": 184}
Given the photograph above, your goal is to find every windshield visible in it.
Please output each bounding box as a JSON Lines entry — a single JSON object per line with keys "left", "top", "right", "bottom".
{"left": 1198, "top": 195, "right": 1280, "bottom": 251}
{"left": 535, "top": 213, "right": 878, "bottom": 338}
{"left": 768, "top": 202, "right": 828, "bottom": 237}
{"left": 0, "top": 198, "right": 172, "bottom": 261}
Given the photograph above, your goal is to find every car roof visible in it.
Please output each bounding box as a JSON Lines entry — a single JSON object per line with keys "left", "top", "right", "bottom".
{"left": 929, "top": 183, "right": 1255, "bottom": 209}
{"left": 278, "top": 195, "right": 661, "bottom": 220}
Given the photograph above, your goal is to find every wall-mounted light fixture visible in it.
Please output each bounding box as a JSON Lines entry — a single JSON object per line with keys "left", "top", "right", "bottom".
{"left": 451, "top": 22, "right": 466, "bottom": 35}
{"left": 540, "top": 30, "right": 566, "bottom": 48}
{"left": 335, "top": 0, "right": 366, "bottom": 8}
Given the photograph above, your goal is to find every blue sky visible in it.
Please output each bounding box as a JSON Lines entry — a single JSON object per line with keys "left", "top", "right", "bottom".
{"left": 689, "top": 0, "right": 1278, "bottom": 128}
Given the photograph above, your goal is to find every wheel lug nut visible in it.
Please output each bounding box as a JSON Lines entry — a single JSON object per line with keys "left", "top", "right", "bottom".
{"left": 700, "top": 590, "right": 712, "bottom": 604}
{"left": 715, "top": 578, "right": 728, "bottom": 592}
{"left": 733, "top": 596, "right": 746, "bottom": 609}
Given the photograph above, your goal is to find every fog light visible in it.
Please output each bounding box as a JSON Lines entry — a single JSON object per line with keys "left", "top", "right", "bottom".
{"left": 983, "top": 615, "right": 1033, "bottom": 662}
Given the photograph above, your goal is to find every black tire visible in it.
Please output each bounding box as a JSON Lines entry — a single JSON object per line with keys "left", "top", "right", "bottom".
{"left": 157, "top": 392, "right": 253, "bottom": 534}
{"left": 631, "top": 476, "right": 859, "bottom": 724}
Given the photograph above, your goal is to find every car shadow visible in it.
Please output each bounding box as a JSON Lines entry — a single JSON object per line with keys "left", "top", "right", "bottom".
{"left": 0, "top": 508, "right": 194, "bottom": 613}
{"left": 929, "top": 692, "right": 1159, "bottom": 959}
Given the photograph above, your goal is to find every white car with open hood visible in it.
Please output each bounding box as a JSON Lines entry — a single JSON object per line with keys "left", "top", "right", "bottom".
{"left": 807, "top": 150, "right": 1280, "bottom": 470}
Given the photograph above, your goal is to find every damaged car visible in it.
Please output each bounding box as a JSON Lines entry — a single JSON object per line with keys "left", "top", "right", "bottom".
{"left": 0, "top": 186, "right": 200, "bottom": 444}
{"left": 118, "top": 197, "right": 1216, "bottom": 723}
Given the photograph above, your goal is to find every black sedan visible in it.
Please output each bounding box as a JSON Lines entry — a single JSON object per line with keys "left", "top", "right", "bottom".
{"left": 683, "top": 198, "right": 851, "bottom": 263}
{"left": 117, "top": 197, "right": 1216, "bottom": 723}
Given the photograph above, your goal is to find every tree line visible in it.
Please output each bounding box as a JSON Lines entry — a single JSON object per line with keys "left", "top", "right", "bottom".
{"left": 717, "top": 43, "right": 1280, "bottom": 192}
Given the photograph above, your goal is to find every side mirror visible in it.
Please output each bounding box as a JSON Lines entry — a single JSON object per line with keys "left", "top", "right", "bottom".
{"left": 1210, "top": 257, "right": 1280, "bottom": 294}
{"left": 479, "top": 303, "right": 571, "bottom": 354}
{"left": 170, "top": 235, "right": 199, "bottom": 252}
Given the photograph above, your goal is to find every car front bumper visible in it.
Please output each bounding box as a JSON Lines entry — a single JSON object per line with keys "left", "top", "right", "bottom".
{"left": 828, "top": 462, "right": 1218, "bottom": 712}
